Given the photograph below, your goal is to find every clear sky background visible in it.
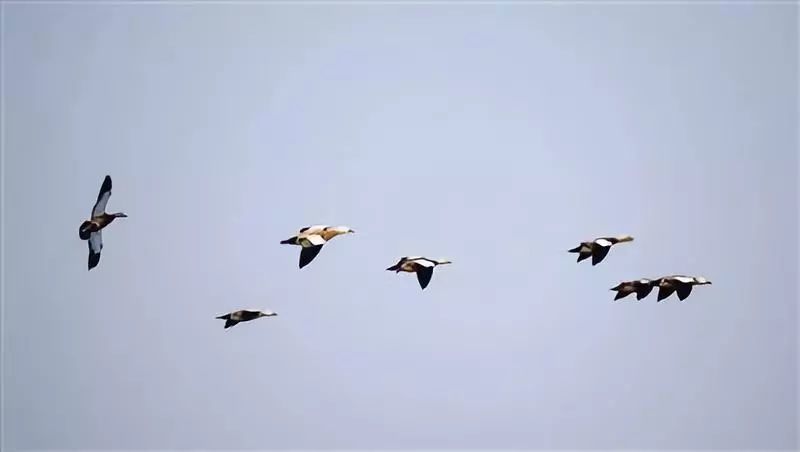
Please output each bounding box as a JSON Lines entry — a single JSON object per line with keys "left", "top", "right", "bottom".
{"left": 2, "top": 2, "right": 797, "bottom": 450}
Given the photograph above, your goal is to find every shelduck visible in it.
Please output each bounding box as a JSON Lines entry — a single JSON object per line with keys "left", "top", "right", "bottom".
{"left": 280, "top": 225, "right": 355, "bottom": 268}
{"left": 610, "top": 278, "right": 656, "bottom": 301}
{"left": 78, "top": 175, "right": 127, "bottom": 270}
{"left": 568, "top": 235, "right": 633, "bottom": 266}
{"left": 216, "top": 309, "right": 277, "bottom": 329}
{"left": 655, "top": 275, "right": 712, "bottom": 301}
{"left": 386, "top": 256, "right": 452, "bottom": 290}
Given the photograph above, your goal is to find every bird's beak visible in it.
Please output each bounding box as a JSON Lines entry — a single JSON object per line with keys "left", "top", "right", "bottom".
{"left": 349, "top": 229, "right": 356, "bottom": 234}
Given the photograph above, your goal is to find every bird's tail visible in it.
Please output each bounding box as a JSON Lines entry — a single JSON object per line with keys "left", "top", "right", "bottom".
{"left": 568, "top": 245, "right": 582, "bottom": 253}
{"left": 386, "top": 264, "right": 400, "bottom": 272}
{"left": 280, "top": 236, "right": 297, "bottom": 245}
{"left": 216, "top": 314, "right": 231, "bottom": 320}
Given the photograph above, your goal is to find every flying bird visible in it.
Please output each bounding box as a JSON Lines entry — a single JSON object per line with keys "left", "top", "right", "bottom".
{"left": 280, "top": 225, "right": 355, "bottom": 268}
{"left": 386, "top": 256, "right": 452, "bottom": 290}
{"left": 610, "top": 278, "right": 656, "bottom": 301}
{"left": 568, "top": 235, "right": 633, "bottom": 266}
{"left": 654, "top": 275, "right": 712, "bottom": 301}
{"left": 216, "top": 309, "right": 277, "bottom": 329}
{"left": 78, "top": 175, "right": 127, "bottom": 270}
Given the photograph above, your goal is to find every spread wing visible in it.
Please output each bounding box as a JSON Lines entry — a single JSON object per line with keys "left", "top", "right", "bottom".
{"left": 87, "top": 230, "right": 103, "bottom": 270}
{"left": 657, "top": 285, "right": 675, "bottom": 301}
{"left": 411, "top": 257, "right": 436, "bottom": 268}
{"left": 591, "top": 244, "right": 610, "bottom": 265}
{"left": 636, "top": 284, "right": 655, "bottom": 300}
{"left": 92, "top": 175, "right": 112, "bottom": 218}
{"left": 416, "top": 266, "right": 434, "bottom": 289}
{"left": 614, "top": 290, "right": 632, "bottom": 300}
{"left": 300, "top": 225, "right": 326, "bottom": 234}
{"left": 301, "top": 234, "right": 326, "bottom": 246}
{"left": 676, "top": 284, "right": 693, "bottom": 301}
{"left": 299, "top": 245, "right": 324, "bottom": 269}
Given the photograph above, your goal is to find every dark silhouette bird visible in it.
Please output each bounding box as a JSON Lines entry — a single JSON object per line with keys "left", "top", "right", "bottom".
{"left": 610, "top": 278, "right": 657, "bottom": 301}
{"left": 654, "top": 275, "right": 712, "bottom": 301}
{"left": 216, "top": 309, "right": 277, "bottom": 329}
{"left": 386, "top": 256, "right": 452, "bottom": 290}
{"left": 568, "top": 235, "right": 633, "bottom": 266}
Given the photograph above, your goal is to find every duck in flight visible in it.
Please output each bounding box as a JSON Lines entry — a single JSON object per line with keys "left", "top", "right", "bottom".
{"left": 79, "top": 175, "right": 127, "bottom": 270}
{"left": 568, "top": 235, "right": 633, "bottom": 266}
{"left": 610, "top": 278, "right": 656, "bottom": 301}
{"left": 280, "top": 225, "right": 355, "bottom": 269}
{"left": 386, "top": 256, "right": 452, "bottom": 290}
{"left": 216, "top": 309, "right": 277, "bottom": 329}
{"left": 654, "top": 275, "right": 712, "bottom": 301}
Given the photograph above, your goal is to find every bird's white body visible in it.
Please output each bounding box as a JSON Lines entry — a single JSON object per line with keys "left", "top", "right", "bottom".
{"left": 387, "top": 256, "right": 452, "bottom": 289}
{"left": 281, "top": 225, "right": 355, "bottom": 268}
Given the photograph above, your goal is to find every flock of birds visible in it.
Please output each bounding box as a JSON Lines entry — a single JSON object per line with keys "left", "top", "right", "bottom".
{"left": 568, "top": 237, "right": 712, "bottom": 301}
{"left": 79, "top": 175, "right": 712, "bottom": 329}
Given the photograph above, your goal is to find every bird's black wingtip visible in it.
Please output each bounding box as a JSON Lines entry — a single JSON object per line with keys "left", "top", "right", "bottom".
{"left": 100, "top": 175, "right": 112, "bottom": 191}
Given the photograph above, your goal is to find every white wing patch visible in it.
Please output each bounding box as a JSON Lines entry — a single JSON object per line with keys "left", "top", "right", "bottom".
{"left": 92, "top": 191, "right": 111, "bottom": 217}
{"left": 411, "top": 258, "right": 436, "bottom": 268}
{"left": 300, "top": 234, "right": 326, "bottom": 247}
{"left": 89, "top": 230, "right": 103, "bottom": 253}
{"left": 673, "top": 276, "right": 694, "bottom": 284}
{"left": 594, "top": 238, "right": 613, "bottom": 247}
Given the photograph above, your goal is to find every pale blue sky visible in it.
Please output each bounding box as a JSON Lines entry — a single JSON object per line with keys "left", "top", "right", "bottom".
{"left": 2, "top": 2, "right": 797, "bottom": 450}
